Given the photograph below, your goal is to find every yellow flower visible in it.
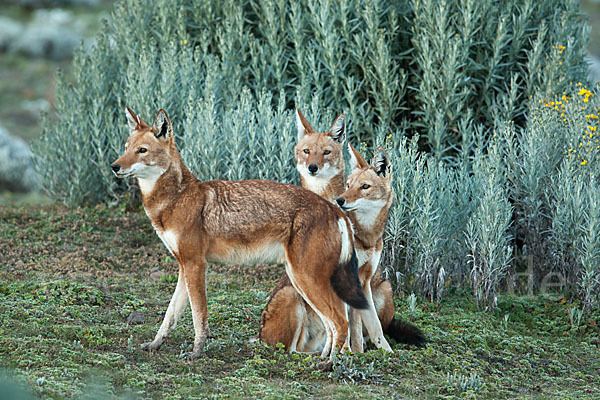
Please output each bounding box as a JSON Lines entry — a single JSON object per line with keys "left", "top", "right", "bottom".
{"left": 581, "top": 160, "right": 588, "bottom": 166}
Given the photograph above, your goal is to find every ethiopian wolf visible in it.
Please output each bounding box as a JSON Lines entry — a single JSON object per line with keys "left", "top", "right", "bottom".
{"left": 111, "top": 107, "right": 368, "bottom": 362}
{"left": 259, "top": 112, "right": 425, "bottom": 352}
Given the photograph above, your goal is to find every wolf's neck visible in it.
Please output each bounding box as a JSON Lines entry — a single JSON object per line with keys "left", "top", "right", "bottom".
{"left": 350, "top": 201, "right": 391, "bottom": 249}
{"left": 139, "top": 154, "right": 194, "bottom": 218}
{"left": 301, "top": 172, "right": 345, "bottom": 204}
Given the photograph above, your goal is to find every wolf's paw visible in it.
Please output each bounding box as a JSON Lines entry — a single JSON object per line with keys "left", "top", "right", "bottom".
{"left": 140, "top": 341, "right": 161, "bottom": 351}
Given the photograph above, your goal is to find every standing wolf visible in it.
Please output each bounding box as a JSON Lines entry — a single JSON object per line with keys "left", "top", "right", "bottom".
{"left": 111, "top": 107, "right": 368, "bottom": 362}
{"left": 259, "top": 111, "right": 425, "bottom": 352}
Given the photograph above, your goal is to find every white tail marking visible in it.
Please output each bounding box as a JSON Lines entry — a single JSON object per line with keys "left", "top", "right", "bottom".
{"left": 337, "top": 218, "right": 352, "bottom": 265}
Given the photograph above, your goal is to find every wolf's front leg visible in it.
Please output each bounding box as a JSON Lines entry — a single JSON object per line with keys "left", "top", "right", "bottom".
{"left": 142, "top": 265, "right": 189, "bottom": 352}
{"left": 182, "top": 260, "right": 209, "bottom": 359}
{"left": 358, "top": 283, "right": 392, "bottom": 352}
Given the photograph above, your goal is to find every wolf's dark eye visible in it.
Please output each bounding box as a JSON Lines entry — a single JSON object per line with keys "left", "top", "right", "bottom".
{"left": 303, "top": 149, "right": 310, "bottom": 154}
{"left": 138, "top": 147, "right": 147, "bottom": 154}
{"left": 324, "top": 149, "right": 331, "bottom": 155}
{"left": 361, "top": 183, "right": 370, "bottom": 190}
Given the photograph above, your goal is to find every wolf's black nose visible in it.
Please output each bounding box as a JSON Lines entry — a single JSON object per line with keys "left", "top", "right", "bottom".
{"left": 336, "top": 198, "right": 345, "bottom": 207}
{"left": 308, "top": 164, "right": 318, "bottom": 174}
{"left": 111, "top": 163, "right": 121, "bottom": 173}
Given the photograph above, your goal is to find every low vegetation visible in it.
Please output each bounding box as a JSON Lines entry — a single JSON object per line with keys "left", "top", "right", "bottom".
{"left": 1, "top": 205, "right": 599, "bottom": 399}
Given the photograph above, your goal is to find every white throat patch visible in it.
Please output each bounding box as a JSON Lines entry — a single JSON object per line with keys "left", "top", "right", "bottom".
{"left": 347, "top": 198, "right": 387, "bottom": 228}
{"left": 297, "top": 162, "right": 339, "bottom": 194}
{"left": 122, "top": 162, "right": 166, "bottom": 195}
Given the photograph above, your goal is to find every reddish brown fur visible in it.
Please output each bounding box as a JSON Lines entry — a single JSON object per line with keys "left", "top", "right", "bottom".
{"left": 293, "top": 110, "right": 346, "bottom": 203}
{"left": 260, "top": 119, "right": 397, "bottom": 353}
{"left": 112, "top": 108, "right": 360, "bottom": 361}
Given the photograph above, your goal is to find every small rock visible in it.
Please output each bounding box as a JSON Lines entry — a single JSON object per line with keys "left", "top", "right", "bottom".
{"left": 126, "top": 312, "right": 144, "bottom": 325}
{"left": 5, "top": 0, "right": 100, "bottom": 8}
{"left": 0, "top": 122, "right": 40, "bottom": 192}
{"left": 11, "top": 9, "right": 82, "bottom": 61}
{"left": 0, "top": 17, "right": 24, "bottom": 53}
{"left": 150, "top": 270, "right": 166, "bottom": 281}
{"left": 21, "top": 99, "right": 51, "bottom": 122}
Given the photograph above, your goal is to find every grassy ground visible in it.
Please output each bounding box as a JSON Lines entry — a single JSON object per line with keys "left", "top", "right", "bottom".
{"left": 0, "top": 204, "right": 599, "bottom": 399}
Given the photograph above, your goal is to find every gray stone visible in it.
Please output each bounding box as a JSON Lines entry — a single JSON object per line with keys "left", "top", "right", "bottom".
{"left": 21, "top": 99, "right": 51, "bottom": 122}
{"left": 0, "top": 123, "right": 40, "bottom": 192}
{"left": 5, "top": 0, "right": 100, "bottom": 7}
{"left": 150, "top": 270, "right": 167, "bottom": 281}
{"left": 11, "top": 9, "right": 83, "bottom": 61}
{"left": 126, "top": 312, "right": 145, "bottom": 325}
{"left": 0, "top": 17, "right": 24, "bottom": 53}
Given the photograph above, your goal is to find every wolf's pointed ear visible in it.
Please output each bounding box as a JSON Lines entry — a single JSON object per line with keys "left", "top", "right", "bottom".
{"left": 125, "top": 106, "right": 143, "bottom": 132}
{"left": 348, "top": 143, "right": 369, "bottom": 171}
{"left": 328, "top": 114, "right": 345, "bottom": 143}
{"left": 372, "top": 147, "right": 391, "bottom": 178}
{"left": 152, "top": 109, "right": 173, "bottom": 141}
{"left": 296, "top": 109, "right": 314, "bottom": 140}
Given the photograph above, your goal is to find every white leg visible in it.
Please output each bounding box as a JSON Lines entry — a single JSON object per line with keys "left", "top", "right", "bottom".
{"left": 358, "top": 284, "right": 392, "bottom": 351}
{"left": 320, "top": 317, "right": 333, "bottom": 358}
{"left": 142, "top": 270, "right": 189, "bottom": 350}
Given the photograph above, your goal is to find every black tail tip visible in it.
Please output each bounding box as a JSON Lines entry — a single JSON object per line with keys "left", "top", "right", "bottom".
{"left": 384, "top": 318, "right": 427, "bottom": 348}
{"left": 342, "top": 290, "right": 369, "bottom": 310}
{"left": 330, "top": 251, "right": 369, "bottom": 309}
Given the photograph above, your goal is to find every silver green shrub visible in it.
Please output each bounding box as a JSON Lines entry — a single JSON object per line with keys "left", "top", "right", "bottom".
{"left": 380, "top": 83, "right": 600, "bottom": 308}
{"left": 465, "top": 135, "right": 513, "bottom": 309}
{"left": 379, "top": 133, "right": 511, "bottom": 307}
{"left": 34, "top": 0, "right": 589, "bottom": 205}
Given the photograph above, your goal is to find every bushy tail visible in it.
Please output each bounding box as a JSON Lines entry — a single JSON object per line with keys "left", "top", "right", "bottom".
{"left": 331, "top": 250, "right": 368, "bottom": 309}
{"left": 384, "top": 318, "right": 427, "bottom": 347}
